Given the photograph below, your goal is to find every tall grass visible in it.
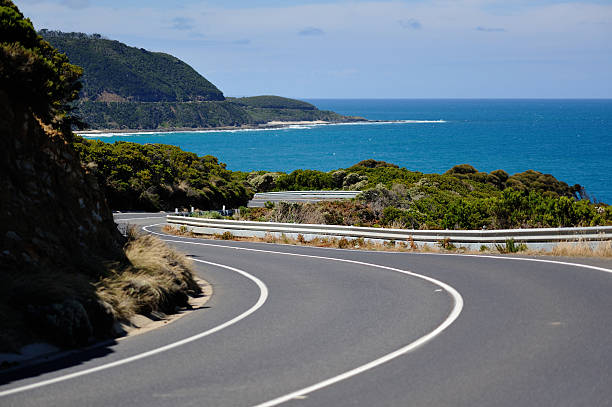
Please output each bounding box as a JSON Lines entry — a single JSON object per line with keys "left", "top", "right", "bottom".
{"left": 0, "top": 229, "right": 201, "bottom": 353}
{"left": 549, "top": 241, "right": 612, "bottom": 258}
{"left": 97, "top": 229, "right": 201, "bottom": 320}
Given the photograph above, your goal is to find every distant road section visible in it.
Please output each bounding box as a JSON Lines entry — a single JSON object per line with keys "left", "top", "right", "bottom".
{"left": 248, "top": 190, "right": 361, "bottom": 207}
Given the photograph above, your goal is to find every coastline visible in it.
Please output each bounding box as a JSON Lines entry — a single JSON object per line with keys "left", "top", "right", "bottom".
{"left": 76, "top": 119, "right": 365, "bottom": 136}
{"left": 74, "top": 118, "right": 448, "bottom": 136}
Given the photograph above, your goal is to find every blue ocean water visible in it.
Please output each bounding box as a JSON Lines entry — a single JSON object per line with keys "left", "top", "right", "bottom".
{"left": 84, "top": 99, "right": 612, "bottom": 203}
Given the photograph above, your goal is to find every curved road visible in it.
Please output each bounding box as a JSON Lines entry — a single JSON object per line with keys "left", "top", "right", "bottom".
{"left": 2, "top": 213, "right": 612, "bottom": 406}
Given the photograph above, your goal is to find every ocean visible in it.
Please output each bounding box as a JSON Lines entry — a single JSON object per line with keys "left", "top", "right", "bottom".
{"left": 83, "top": 99, "right": 612, "bottom": 203}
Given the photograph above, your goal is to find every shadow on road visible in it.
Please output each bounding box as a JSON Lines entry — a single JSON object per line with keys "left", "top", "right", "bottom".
{"left": 0, "top": 340, "right": 117, "bottom": 386}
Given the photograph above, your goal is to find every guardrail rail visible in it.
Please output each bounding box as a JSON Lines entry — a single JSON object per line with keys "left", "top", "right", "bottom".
{"left": 248, "top": 190, "right": 362, "bottom": 207}
{"left": 166, "top": 215, "right": 612, "bottom": 250}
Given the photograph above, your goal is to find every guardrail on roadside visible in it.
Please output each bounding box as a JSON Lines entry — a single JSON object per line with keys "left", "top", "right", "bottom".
{"left": 253, "top": 191, "right": 362, "bottom": 198}
{"left": 166, "top": 215, "right": 612, "bottom": 250}
{"left": 248, "top": 190, "right": 362, "bottom": 207}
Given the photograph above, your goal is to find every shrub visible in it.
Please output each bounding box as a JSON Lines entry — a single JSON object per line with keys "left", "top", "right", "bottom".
{"left": 274, "top": 169, "right": 334, "bottom": 191}
{"left": 438, "top": 237, "right": 455, "bottom": 250}
{"left": 495, "top": 238, "right": 527, "bottom": 254}
{"left": 337, "top": 238, "right": 350, "bottom": 249}
{"left": 191, "top": 210, "right": 223, "bottom": 219}
{"left": 74, "top": 139, "right": 253, "bottom": 211}
{"left": 445, "top": 164, "right": 478, "bottom": 175}
{"left": 408, "top": 236, "right": 417, "bottom": 250}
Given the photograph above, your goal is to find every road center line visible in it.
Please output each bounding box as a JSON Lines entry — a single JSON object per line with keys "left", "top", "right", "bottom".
{"left": 0, "top": 260, "right": 269, "bottom": 398}
{"left": 144, "top": 223, "right": 612, "bottom": 406}
{"left": 142, "top": 224, "right": 465, "bottom": 407}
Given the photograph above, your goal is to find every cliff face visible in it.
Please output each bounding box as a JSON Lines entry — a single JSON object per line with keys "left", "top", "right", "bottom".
{"left": 0, "top": 91, "right": 124, "bottom": 275}
{"left": 0, "top": 0, "right": 126, "bottom": 350}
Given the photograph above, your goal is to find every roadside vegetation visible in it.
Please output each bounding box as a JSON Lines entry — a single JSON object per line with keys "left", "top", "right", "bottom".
{"left": 239, "top": 161, "right": 611, "bottom": 230}
{"left": 162, "top": 225, "right": 612, "bottom": 259}
{"left": 1, "top": 229, "right": 201, "bottom": 354}
{"left": 0, "top": 1, "right": 203, "bottom": 355}
{"left": 97, "top": 229, "right": 201, "bottom": 322}
{"left": 74, "top": 138, "right": 253, "bottom": 211}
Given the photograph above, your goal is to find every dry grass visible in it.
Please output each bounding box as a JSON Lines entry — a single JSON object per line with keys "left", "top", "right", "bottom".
{"left": 162, "top": 225, "right": 612, "bottom": 259}
{"left": 548, "top": 240, "right": 612, "bottom": 258}
{"left": 267, "top": 202, "right": 326, "bottom": 224}
{"left": 0, "top": 228, "right": 202, "bottom": 354}
{"left": 96, "top": 229, "right": 201, "bottom": 321}
{"left": 163, "top": 225, "right": 438, "bottom": 253}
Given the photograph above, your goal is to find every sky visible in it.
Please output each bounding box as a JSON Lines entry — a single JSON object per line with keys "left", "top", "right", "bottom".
{"left": 14, "top": 0, "right": 612, "bottom": 98}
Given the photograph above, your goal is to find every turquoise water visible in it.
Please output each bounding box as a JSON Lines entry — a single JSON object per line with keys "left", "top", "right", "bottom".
{"left": 84, "top": 99, "right": 612, "bottom": 203}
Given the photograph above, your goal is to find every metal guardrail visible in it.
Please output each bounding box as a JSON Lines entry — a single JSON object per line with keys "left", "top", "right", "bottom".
{"left": 253, "top": 191, "right": 362, "bottom": 198}
{"left": 166, "top": 216, "right": 612, "bottom": 247}
{"left": 248, "top": 191, "right": 362, "bottom": 207}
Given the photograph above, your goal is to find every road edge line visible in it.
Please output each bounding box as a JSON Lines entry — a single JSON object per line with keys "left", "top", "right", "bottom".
{"left": 0, "top": 260, "right": 269, "bottom": 398}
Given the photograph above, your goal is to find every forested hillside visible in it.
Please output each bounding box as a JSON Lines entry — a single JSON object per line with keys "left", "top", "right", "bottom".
{"left": 39, "top": 31, "right": 362, "bottom": 130}
{"left": 40, "top": 30, "right": 224, "bottom": 102}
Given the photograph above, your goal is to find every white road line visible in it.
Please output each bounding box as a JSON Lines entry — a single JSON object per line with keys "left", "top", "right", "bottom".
{"left": 0, "top": 260, "right": 269, "bottom": 398}
{"left": 144, "top": 224, "right": 612, "bottom": 406}
{"left": 149, "top": 223, "right": 612, "bottom": 275}
{"left": 421, "top": 252, "right": 612, "bottom": 275}
{"left": 142, "top": 224, "right": 465, "bottom": 407}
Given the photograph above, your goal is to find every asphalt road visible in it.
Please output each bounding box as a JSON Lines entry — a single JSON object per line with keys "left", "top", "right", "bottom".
{"left": 2, "top": 213, "right": 612, "bottom": 406}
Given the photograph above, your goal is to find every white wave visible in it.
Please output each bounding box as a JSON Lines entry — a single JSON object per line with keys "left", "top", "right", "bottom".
{"left": 398, "top": 119, "right": 446, "bottom": 123}
{"left": 337, "top": 120, "right": 446, "bottom": 125}
{"left": 78, "top": 127, "right": 295, "bottom": 137}
{"left": 77, "top": 119, "right": 447, "bottom": 138}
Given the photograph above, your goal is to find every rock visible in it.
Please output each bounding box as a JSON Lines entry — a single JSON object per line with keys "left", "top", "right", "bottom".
{"left": 28, "top": 299, "right": 93, "bottom": 347}
{"left": 5, "top": 231, "right": 21, "bottom": 241}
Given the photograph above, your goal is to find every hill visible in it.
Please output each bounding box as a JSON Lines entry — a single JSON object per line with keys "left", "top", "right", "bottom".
{"left": 40, "top": 30, "right": 224, "bottom": 102}
{"left": 39, "top": 31, "right": 362, "bottom": 130}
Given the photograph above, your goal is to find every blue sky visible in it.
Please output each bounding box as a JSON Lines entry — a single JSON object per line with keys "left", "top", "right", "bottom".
{"left": 15, "top": 0, "right": 612, "bottom": 98}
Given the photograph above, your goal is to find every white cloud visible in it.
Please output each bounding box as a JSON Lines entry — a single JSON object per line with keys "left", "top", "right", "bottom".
{"left": 14, "top": 0, "right": 612, "bottom": 97}
{"left": 398, "top": 19, "right": 422, "bottom": 30}
{"left": 476, "top": 26, "right": 505, "bottom": 32}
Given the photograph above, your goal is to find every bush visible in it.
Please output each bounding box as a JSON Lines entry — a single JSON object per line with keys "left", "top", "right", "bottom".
{"left": 74, "top": 139, "right": 253, "bottom": 211}
{"left": 274, "top": 169, "right": 335, "bottom": 191}
{"left": 220, "top": 231, "right": 234, "bottom": 240}
{"left": 495, "top": 238, "right": 527, "bottom": 253}
{"left": 191, "top": 210, "right": 223, "bottom": 219}
{"left": 438, "top": 237, "right": 455, "bottom": 250}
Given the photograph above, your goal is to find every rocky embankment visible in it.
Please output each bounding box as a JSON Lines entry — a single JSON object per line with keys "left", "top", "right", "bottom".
{"left": 0, "top": 0, "right": 200, "bottom": 355}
